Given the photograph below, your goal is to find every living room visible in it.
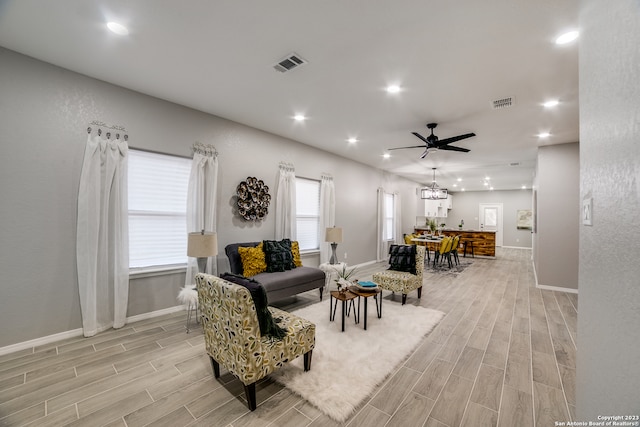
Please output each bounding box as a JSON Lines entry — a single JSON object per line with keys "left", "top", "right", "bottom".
{"left": 0, "top": 0, "right": 638, "bottom": 425}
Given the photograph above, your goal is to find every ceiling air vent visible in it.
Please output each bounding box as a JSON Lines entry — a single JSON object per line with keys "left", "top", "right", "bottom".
{"left": 492, "top": 96, "right": 514, "bottom": 109}
{"left": 273, "top": 53, "right": 308, "bottom": 73}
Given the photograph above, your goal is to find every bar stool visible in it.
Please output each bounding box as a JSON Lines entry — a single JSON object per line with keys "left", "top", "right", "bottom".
{"left": 463, "top": 240, "right": 475, "bottom": 258}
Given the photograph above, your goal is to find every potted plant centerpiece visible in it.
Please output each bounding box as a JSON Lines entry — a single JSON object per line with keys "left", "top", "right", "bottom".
{"left": 428, "top": 218, "right": 437, "bottom": 235}
{"left": 333, "top": 264, "right": 357, "bottom": 294}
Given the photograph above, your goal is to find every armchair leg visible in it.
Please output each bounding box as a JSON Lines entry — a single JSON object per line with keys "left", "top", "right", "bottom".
{"left": 244, "top": 382, "right": 257, "bottom": 411}
{"left": 417, "top": 286, "right": 422, "bottom": 299}
{"left": 304, "top": 350, "right": 313, "bottom": 371}
{"left": 402, "top": 293, "right": 407, "bottom": 305}
{"left": 209, "top": 356, "right": 220, "bottom": 378}
{"left": 319, "top": 287, "right": 323, "bottom": 301}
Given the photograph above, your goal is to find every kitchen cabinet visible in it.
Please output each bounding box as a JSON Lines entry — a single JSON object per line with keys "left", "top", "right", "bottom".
{"left": 424, "top": 195, "right": 453, "bottom": 218}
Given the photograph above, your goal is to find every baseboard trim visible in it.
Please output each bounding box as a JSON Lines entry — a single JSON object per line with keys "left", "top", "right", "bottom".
{"left": 0, "top": 305, "right": 186, "bottom": 356}
{"left": 0, "top": 328, "right": 84, "bottom": 356}
{"left": 501, "top": 245, "right": 532, "bottom": 249}
{"left": 531, "top": 259, "right": 578, "bottom": 294}
{"left": 536, "top": 284, "right": 579, "bottom": 294}
{"left": 126, "top": 305, "right": 185, "bottom": 323}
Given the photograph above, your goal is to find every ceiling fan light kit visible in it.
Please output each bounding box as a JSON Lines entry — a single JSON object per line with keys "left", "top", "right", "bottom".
{"left": 421, "top": 168, "right": 448, "bottom": 200}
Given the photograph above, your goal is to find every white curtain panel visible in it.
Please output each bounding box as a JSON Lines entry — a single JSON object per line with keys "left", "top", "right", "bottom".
{"left": 319, "top": 173, "right": 336, "bottom": 264}
{"left": 394, "top": 192, "right": 402, "bottom": 244}
{"left": 76, "top": 133, "right": 129, "bottom": 337}
{"left": 185, "top": 145, "right": 218, "bottom": 287}
{"left": 376, "top": 187, "right": 386, "bottom": 261}
{"left": 275, "top": 163, "right": 297, "bottom": 240}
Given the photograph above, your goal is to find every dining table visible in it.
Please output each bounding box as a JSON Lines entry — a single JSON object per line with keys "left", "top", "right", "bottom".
{"left": 411, "top": 236, "right": 443, "bottom": 262}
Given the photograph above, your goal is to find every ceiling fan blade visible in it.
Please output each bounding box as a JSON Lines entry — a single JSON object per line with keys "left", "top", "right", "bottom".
{"left": 433, "top": 132, "right": 476, "bottom": 147}
{"left": 411, "top": 132, "right": 432, "bottom": 146}
{"left": 420, "top": 149, "right": 429, "bottom": 159}
{"left": 387, "top": 145, "right": 426, "bottom": 151}
{"left": 438, "top": 145, "right": 470, "bottom": 152}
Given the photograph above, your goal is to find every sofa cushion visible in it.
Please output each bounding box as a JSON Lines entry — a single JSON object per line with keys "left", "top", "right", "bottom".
{"left": 238, "top": 242, "right": 267, "bottom": 277}
{"left": 263, "top": 239, "right": 296, "bottom": 272}
{"left": 225, "top": 242, "right": 261, "bottom": 275}
{"left": 388, "top": 244, "right": 417, "bottom": 275}
{"left": 220, "top": 273, "right": 287, "bottom": 339}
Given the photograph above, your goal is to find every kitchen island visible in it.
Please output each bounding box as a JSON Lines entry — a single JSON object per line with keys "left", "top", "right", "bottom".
{"left": 414, "top": 227, "right": 496, "bottom": 258}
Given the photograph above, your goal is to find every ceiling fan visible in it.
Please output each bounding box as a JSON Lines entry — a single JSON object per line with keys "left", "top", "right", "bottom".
{"left": 388, "top": 123, "right": 476, "bottom": 158}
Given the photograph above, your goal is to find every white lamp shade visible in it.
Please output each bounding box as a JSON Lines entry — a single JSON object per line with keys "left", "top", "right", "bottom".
{"left": 325, "top": 227, "right": 343, "bottom": 243}
{"left": 187, "top": 232, "right": 218, "bottom": 257}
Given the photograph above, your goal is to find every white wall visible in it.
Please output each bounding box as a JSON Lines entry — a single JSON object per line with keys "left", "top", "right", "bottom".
{"left": 444, "top": 190, "right": 533, "bottom": 248}
{"left": 0, "top": 47, "right": 420, "bottom": 348}
{"left": 576, "top": 0, "right": 640, "bottom": 418}
{"left": 533, "top": 142, "right": 580, "bottom": 290}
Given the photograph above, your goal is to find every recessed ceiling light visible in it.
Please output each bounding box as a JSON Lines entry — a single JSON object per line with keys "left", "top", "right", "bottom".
{"left": 490, "top": 187, "right": 494, "bottom": 191}
{"left": 386, "top": 85, "right": 401, "bottom": 94}
{"left": 483, "top": 182, "right": 489, "bottom": 186}
{"left": 461, "top": 188, "right": 465, "bottom": 192}
{"left": 538, "top": 132, "right": 551, "bottom": 138}
{"left": 543, "top": 99, "right": 560, "bottom": 108}
{"left": 383, "top": 153, "right": 390, "bottom": 159}
{"left": 457, "top": 178, "right": 462, "bottom": 182}
{"left": 347, "top": 137, "right": 358, "bottom": 144}
{"left": 555, "top": 30, "right": 579, "bottom": 45}
{"left": 107, "top": 22, "right": 129, "bottom": 36}
{"left": 522, "top": 185, "right": 527, "bottom": 189}
{"left": 293, "top": 114, "right": 306, "bottom": 122}
{"left": 453, "top": 184, "right": 458, "bottom": 188}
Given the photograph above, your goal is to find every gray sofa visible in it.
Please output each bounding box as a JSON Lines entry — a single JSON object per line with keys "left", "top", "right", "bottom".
{"left": 224, "top": 242, "right": 325, "bottom": 302}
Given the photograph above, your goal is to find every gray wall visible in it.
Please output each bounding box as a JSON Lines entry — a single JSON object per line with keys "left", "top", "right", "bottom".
{"left": 577, "top": 0, "right": 640, "bottom": 418}
{"left": 444, "top": 190, "right": 533, "bottom": 248}
{"left": 0, "top": 47, "right": 420, "bottom": 348}
{"left": 532, "top": 143, "right": 579, "bottom": 290}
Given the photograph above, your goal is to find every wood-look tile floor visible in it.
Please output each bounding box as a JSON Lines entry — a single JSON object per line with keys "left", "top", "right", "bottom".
{"left": 0, "top": 248, "right": 577, "bottom": 426}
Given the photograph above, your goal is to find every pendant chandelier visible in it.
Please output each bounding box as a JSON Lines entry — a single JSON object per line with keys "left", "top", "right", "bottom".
{"left": 421, "top": 168, "right": 448, "bottom": 200}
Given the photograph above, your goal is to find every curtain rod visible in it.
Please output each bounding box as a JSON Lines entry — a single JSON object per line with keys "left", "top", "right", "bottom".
{"left": 87, "top": 121, "right": 128, "bottom": 141}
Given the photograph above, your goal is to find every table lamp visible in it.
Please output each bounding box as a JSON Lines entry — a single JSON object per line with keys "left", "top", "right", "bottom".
{"left": 325, "top": 226, "right": 343, "bottom": 265}
{"left": 187, "top": 230, "right": 218, "bottom": 273}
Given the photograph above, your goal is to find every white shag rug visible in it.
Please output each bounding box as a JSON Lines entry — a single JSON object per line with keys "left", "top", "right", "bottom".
{"left": 270, "top": 297, "right": 445, "bottom": 422}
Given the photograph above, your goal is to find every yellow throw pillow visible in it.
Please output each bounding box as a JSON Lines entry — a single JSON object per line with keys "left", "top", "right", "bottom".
{"left": 404, "top": 234, "right": 415, "bottom": 244}
{"left": 238, "top": 243, "right": 267, "bottom": 277}
{"left": 291, "top": 241, "right": 302, "bottom": 267}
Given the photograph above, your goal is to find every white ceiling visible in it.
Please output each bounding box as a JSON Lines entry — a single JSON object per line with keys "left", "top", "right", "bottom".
{"left": 0, "top": 0, "right": 579, "bottom": 192}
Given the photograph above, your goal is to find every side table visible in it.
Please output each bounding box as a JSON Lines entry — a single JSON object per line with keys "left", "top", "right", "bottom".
{"left": 329, "top": 290, "right": 358, "bottom": 332}
{"left": 349, "top": 286, "right": 382, "bottom": 330}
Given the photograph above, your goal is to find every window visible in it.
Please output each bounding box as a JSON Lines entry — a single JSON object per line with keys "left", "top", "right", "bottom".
{"left": 128, "top": 149, "right": 192, "bottom": 269}
{"left": 295, "top": 178, "right": 321, "bottom": 251}
{"left": 384, "top": 193, "right": 395, "bottom": 241}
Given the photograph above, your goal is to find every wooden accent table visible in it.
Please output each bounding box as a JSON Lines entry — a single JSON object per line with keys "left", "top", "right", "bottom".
{"left": 349, "top": 286, "right": 382, "bottom": 330}
{"left": 329, "top": 290, "right": 358, "bottom": 332}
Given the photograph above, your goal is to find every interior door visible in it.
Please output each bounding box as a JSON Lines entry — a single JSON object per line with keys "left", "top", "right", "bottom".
{"left": 479, "top": 203, "right": 503, "bottom": 246}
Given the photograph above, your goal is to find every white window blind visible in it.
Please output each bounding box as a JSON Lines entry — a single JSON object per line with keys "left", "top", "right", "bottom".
{"left": 296, "top": 178, "right": 320, "bottom": 251}
{"left": 128, "top": 149, "right": 192, "bottom": 269}
{"left": 384, "top": 193, "right": 395, "bottom": 241}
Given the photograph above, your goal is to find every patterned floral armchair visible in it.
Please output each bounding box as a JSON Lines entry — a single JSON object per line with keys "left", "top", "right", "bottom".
{"left": 196, "top": 273, "right": 315, "bottom": 410}
{"left": 372, "top": 244, "right": 425, "bottom": 305}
